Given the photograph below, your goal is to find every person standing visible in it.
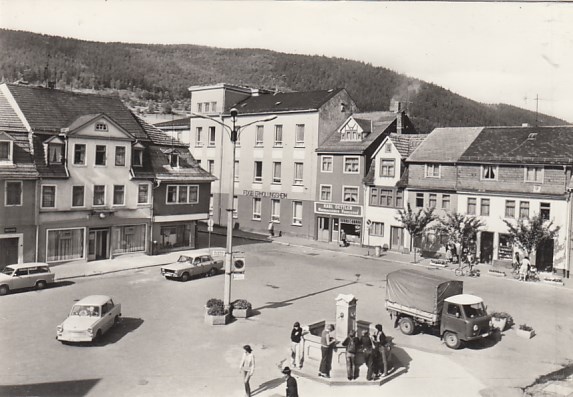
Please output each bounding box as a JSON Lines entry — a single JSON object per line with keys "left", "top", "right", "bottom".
{"left": 282, "top": 367, "right": 299, "bottom": 397}
{"left": 520, "top": 256, "right": 531, "bottom": 281}
{"left": 239, "top": 345, "right": 255, "bottom": 397}
{"left": 319, "top": 324, "right": 335, "bottom": 378}
{"left": 340, "top": 230, "right": 347, "bottom": 247}
{"left": 373, "top": 324, "right": 389, "bottom": 377}
{"left": 359, "top": 329, "right": 375, "bottom": 381}
{"left": 342, "top": 329, "right": 360, "bottom": 380}
{"left": 513, "top": 252, "right": 521, "bottom": 274}
{"left": 290, "top": 321, "right": 303, "bottom": 369}
{"left": 268, "top": 221, "right": 275, "bottom": 237}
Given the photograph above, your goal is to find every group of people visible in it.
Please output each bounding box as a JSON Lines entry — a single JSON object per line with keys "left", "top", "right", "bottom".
{"left": 341, "top": 324, "right": 390, "bottom": 381}
{"left": 514, "top": 252, "right": 536, "bottom": 281}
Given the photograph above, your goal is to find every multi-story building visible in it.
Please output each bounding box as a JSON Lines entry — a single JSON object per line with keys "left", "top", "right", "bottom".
{"left": 407, "top": 125, "right": 573, "bottom": 276}
{"left": 188, "top": 84, "right": 358, "bottom": 238}
{"left": 315, "top": 108, "right": 419, "bottom": 245}
{"left": 0, "top": 83, "right": 213, "bottom": 266}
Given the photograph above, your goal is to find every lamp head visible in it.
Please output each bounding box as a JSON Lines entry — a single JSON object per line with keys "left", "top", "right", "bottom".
{"left": 230, "top": 108, "right": 238, "bottom": 118}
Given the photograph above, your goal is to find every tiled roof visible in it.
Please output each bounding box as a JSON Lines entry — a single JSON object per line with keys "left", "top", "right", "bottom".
{"left": 154, "top": 116, "right": 191, "bottom": 128}
{"left": 32, "top": 134, "right": 68, "bottom": 178}
{"left": 0, "top": 88, "right": 27, "bottom": 132}
{"left": 407, "top": 127, "right": 483, "bottom": 163}
{"left": 136, "top": 116, "right": 188, "bottom": 147}
{"left": 389, "top": 133, "right": 429, "bottom": 158}
{"left": 230, "top": 88, "right": 345, "bottom": 114}
{"left": 0, "top": 131, "right": 38, "bottom": 178}
{"left": 459, "top": 126, "right": 573, "bottom": 165}
{"left": 146, "top": 146, "right": 216, "bottom": 182}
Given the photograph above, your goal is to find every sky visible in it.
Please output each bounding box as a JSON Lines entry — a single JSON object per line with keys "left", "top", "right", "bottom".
{"left": 1, "top": 0, "right": 572, "bottom": 122}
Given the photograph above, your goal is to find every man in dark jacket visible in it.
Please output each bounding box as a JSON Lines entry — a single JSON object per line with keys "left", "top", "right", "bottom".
{"left": 283, "top": 367, "right": 298, "bottom": 397}
{"left": 342, "top": 329, "right": 360, "bottom": 380}
{"left": 359, "top": 330, "right": 375, "bottom": 380}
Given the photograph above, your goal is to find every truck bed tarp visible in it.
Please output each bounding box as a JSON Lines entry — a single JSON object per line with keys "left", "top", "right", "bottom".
{"left": 386, "top": 269, "right": 463, "bottom": 315}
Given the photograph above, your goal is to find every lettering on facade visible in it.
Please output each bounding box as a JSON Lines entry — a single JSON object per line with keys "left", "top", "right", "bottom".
{"left": 314, "top": 202, "right": 362, "bottom": 217}
{"left": 243, "top": 190, "right": 288, "bottom": 199}
{"left": 4, "top": 227, "right": 17, "bottom": 233}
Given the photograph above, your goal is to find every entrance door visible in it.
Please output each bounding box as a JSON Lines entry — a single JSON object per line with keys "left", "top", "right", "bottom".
{"left": 88, "top": 229, "right": 109, "bottom": 261}
{"left": 317, "top": 217, "right": 330, "bottom": 242}
{"left": 480, "top": 232, "right": 494, "bottom": 264}
{"left": 0, "top": 237, "right": 19, "bottom": 269}
{"left": 390, "top": 227, "right": 404, "bottom": 251}
{"left": 536, "top": 239, "right": 554, "bottom": 272}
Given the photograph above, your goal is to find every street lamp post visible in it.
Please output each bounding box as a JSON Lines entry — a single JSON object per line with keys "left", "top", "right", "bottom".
{"left": 192, "top": 108, "right": 276, "bottom": 312}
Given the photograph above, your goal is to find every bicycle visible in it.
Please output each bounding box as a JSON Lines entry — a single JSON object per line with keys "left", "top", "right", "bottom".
{"left": 454, "top": 262, "right": 480, "bottom": 277}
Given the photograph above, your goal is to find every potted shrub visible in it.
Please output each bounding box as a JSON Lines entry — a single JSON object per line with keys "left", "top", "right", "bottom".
{"left": 204, "top": 298, "right": 230, "bottom": 325}
{"left": 516, "top": 323, "right": 535, "bottom": 339}
{"left": 490, "top": 312, "right": 513, "bottom": 331}
{"left": 232, "top": 299, "right": 252, "bottom": 318}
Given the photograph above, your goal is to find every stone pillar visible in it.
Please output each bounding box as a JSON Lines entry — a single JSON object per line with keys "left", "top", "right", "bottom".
{"left": 335, "top": 294, "right": 357, "bottom": 341}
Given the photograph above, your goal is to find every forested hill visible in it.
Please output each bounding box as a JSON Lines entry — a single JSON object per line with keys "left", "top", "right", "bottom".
{"left": 0, "top": 29, "right": 567, "bottom": 133}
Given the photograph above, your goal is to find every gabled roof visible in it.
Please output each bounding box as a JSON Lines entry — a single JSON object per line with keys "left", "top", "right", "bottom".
{"left": 459, "top": 126, "right": 573, "bottom": 165}
{"left": 230, "top": 88, "right": 345, "bottom": 114}
{"left": 154, "top": 116, "right": 191, "bottom": 129}
{"left": 136, "top": 116, "right": 188, "bottom": 147}
{"left": 389, "top": 133, "right": 429, "bottom": 158}
{"left": 0, "top": 86, "right": 27, "bottom": 132}
{"left": 144, "top": 146, "right": 216, "bottom": 182}
{"left": 407, "top": 127, "right": 483, "bottom": 163}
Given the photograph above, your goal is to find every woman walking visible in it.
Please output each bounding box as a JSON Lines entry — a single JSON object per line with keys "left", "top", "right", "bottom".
{"left": 239, "top": 345, "right": 255, "bottom": 397}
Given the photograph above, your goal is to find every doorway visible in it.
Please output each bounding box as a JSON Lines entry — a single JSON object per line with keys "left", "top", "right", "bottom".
{"left": 390, "top": 227, "right": 404, "bottom": 251}
{"left": 88, "top": 228, "right": 110, "bottom": 261}
{"left": 480, "top": 232, "right": 494, "bottom": 264}
{"left": 0, "top": 237, "right": 19, "bottom": 269}
{"left": 317, "top": 217, "right": 330, "bottom": 242}
{"left": 536, "top": 239, "right": 554, "bottom": 272}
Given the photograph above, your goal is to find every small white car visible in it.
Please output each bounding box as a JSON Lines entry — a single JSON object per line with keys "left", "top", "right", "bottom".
{"left": 0, "top": 263, "right": 55, "bottom": 296}
{"left": 57, "top": 295, "right": 122, "bottom": 343}
{"left": 161, "top": 254, "right": 223, "bottom": 281}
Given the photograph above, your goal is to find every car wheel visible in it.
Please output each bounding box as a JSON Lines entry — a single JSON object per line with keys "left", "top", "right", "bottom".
{"left": 444, "top": 331, "right": 462, "bottom": 349}
{"left": 207, "top": 268, "right": 217, "bottom": 277}
{"left": 36, "top": 280, "right": 47, "bottom": 290}
{"left": 399, "top": 317, "right": 415, "bottom": 335}
{"left": 94, "top": 330, "right": 102, "bottom": 341}
{"left": 0, "top": 285, "right": 9, "bottom": 296}
{"left": 181, "top": 273, "right": 190, "bottom": 282}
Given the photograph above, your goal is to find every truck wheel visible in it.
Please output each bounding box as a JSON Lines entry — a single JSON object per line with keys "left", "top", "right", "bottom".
{"left": 36, "top": 280, "right": 47, "bottom": 290}
{"left": 180, "top": 273, "right": 190, "bottom": 282}
{"left": 399, "top": 317, "right": 415, "bottom": 335}
{"left": 444, "top": 331, "right": 462, "bottom": 349}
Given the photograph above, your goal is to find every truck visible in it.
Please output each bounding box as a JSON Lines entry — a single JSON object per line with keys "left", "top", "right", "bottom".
{"left": 385, "top": 269, "right": 492, "bottom": 349}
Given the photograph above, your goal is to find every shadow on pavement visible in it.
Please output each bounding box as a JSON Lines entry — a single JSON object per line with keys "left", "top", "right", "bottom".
{"left": 466, "top": 329, "right": 503, "bottom": 350}
{"left": 0, "top": 378, "right": 100, "bottom": 397}
{"left": 251, "top": 376, "right": 284, "bottom": 395}
{"left": 51, "top": 280, "right": 75, "bottom": 289}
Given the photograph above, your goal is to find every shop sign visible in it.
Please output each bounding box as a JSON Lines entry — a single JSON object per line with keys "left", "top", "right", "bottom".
{"left": 315, "top": 202, "right": 362, "bottom": 217}
{"left": 243, "top": 190, "right": 288, "bottom": 199}
{"left": 4, "top": 227, "right": 16, "bottom": 233}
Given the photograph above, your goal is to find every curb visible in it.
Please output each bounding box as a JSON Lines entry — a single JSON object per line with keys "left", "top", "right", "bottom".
{"left": 57, "top": 262, "right": 169, "bottom": 281}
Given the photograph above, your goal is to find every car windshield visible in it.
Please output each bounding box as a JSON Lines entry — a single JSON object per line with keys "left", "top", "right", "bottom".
{"left": 177, "top": 256, "right": 190, "bottom": 262}
{"left": 1, "top": 267, "right": 15, "bottom": 275}
{"left": 462, "top": 303, "right": 487, "bottom": 318}
{"left": 71, "top": 305, "right": 100, "bottom": 317}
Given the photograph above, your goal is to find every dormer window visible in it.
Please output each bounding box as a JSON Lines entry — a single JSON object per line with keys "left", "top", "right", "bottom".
{"left": 48, "top": 144, "right": 64, "bottom": 165}
{"left": 133, "top": 149, "right": 143, "bottom": 167}
{"left": 170, "top": 153, "right": 179, "bottom": 168}
{"left": 341, "top": 122, "right": 362, "bottom": 141}
{"left": 95, "top": 122, "right": 108, "bottom": 132}
{"left": 0, "top": 140, "right": 13, "bottom": 164}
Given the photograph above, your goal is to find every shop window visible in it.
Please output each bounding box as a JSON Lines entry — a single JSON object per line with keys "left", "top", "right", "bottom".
{"left": 112, "top": 224, "right": 146, "bottom": 254}
{"left": 160, "top": 224, "right": 191, "bottom": 250}
{"left": 46, "top": 228, "right": 84, "bottom": 262}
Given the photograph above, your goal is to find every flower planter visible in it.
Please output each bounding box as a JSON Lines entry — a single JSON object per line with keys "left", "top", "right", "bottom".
{"left": 491, "top": 317, "right": 508, "bottom": 331}
{"left": 516, "top": 328, "right": 535, "bottom": 339}
{"left": 488, "top": 269, "right": 507, "bottom": 277}
{"left": 542, "top": 278, "right": 564, "bottom": 286}
{"left": 232, "top": 308, "right": 252, "bottom": 318}
{"left": 429, "top": 259, "right": 448, "bottom": 268}
{"left": 204, "top": 312, "right": 231, "bottom": 325}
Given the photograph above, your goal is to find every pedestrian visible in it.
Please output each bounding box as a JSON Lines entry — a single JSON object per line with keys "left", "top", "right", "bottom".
{"left": 373, "top": 324, "right": 389, "bottom": 377}
{"left": 513, "top": 251, "right": 521, "bottom": 272}
{"left": 340, "top": 230, "right": 347, "bottom": 247}
{"left": 520, "top": 256, "right": 531, "bottom": 281}
{"left": 268, "top": 221, "right": 275, "bottom": 237}
{"left": 282, "top": 367, "right": 299, "bottom": 397}
{"left": 239, "top": 345, "right": 255, "bottom": 397}
{"left": 318, "top": 324, "right": 335, "bottom": 378}
{"left": 359, "top": 329, "right": 375, "bottom": 381}
{"left": 445, "top": 243, "right": 453, "bottom": 263}
{"left": 341, "top": 329, "right": 360, "bottom": 380}
{"left": 290, "top": 321, "right": 303, "bottom": 369}
{"left": 451, "top": 243, "right": 458, "bottom": 263}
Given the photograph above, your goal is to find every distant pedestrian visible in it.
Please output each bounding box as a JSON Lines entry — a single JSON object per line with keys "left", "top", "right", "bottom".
{"left": 282, "top": 367, "right": 299, "bottom": 397}
{"left": 445, "top": 244, "right": 453, "bottom": 263}
{"left": 359, "top": 329, "right": 375, "bottom": 381}
{"left": 342, "top": 329, "right": 360, "bottom": 380}
{"left": 520, "top": 256, "right": 531, "bottom": 281}
{"left": 319, "top": 324, "right": 335, "bottom": 378}
{"left": 340, "top": 230, "right": 348, "bottom": 247}
{"left": 290, "top": 321, "right": 304, "bottom": 369}
{"left": 268, "top": 221, "right": 275, "bottom": 237}
{"left": 373, "top": 324, "right": 389, "bottom": 377}
{"left": 239, "top": 345, "right": 255, "bottom": 397}
{"left": 513, "top": 252, "right": 521, "bottom": 273}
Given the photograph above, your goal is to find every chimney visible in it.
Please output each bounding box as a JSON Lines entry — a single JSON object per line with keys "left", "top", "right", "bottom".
{"left": 390, "top": 99, "right": 403, "bottom": 113}
{"left": 396, "top": 112, "right": 404, "bottom": 135}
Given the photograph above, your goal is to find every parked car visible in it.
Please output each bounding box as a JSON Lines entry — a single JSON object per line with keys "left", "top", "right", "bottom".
{"left": 160, "top": 254, "right": 224, "bottom": 281}
{"left": 0, "top": 263, "right": 56, "bottom": 296}
{"left": 57, "top": 295, "right": 122, "bottom": 343}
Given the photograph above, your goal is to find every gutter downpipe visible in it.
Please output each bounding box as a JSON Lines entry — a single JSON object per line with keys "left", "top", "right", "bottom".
{"left": 566, "top": 187, "right": 572, "bottom": 278}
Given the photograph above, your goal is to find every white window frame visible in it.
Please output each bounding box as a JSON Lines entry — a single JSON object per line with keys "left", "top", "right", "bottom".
{"left": 343, "top": 156, "right": 360, "bottom": 174}
{"left": 47, "top": 143, "right": 64, "bottom": 165}
{"left": 480, "top": 198, "right": 490, "bottom": 216}
{"left": 165, "top": 185, "right": 199, "bottom": 204}
{"left": 274, "top": 125, "right": 283, "bottom": 147}
{"left": 73, "top": 144, "right": 86, "bottom": 166}
{"left": 252, "top": 198, "right": 262, "bottom": 221}
{"left": 211, "top": 102, "right": 217, "bottom": 112}
{"left": 137, "top": 184, "right": 149, "bottom": 205}
{"left": 519, "top": 201, "right": 530, "bottom": 219}
{"left": 113, "top": 185, "right": 126, "bottom": 206}
{"left": 371, "top": 222, "right": 384, "bottom": 237}
{"left": 254, "top": 161, "right": 263, "bottom": 183}
{"left": 442, "top": 194, "right": 451, "bottom": 210}
{"left": 255, "top": 125, "right": 264, "bottom": 146}
{"left": 209, "top": 126, "right": 216, "bottom": 146}
{"left": 380, "top": 159, "right": 395, "bottom": 177}
{"left": 425, "top": 163, "right": 441, "bottom": 178}
{"left": 272, "top": 162, "right": 282, "bottom": 184}
{"left": 467, "top": 197, "right": 477, "bottom": 215}
{"left": 71, "top": 185, "right": 85, "bottom": 208}
{"left": 321, "top": 156, "right": 333, "bottom": 173}
{"left": 115, "top": 146, "right": 126, "bottom": 167}
{"left": 207, "top": 159, "right": 215, "bottom": 175}
{"left": 95, "top": 122, "right": 108, "bottom": 132}
{"left": 195, "top": 126, "right": 203, "bottom": 146}
{"left": 197, "top": 103, "right": 203, "bottom": 113}
{"left": 481, "top": 165, "right": 498, "bottom": 181}
{"left": 295, "top": 124, "right": 305, "bottom": 147}
{"left": 342, "top": 186, "right": 359, "bottom": 203}
{"left": 271, "top": 199, "right": 281, "bottom": 222}
{"left": 524, "top": 166, "right": 544, "bottom": 183}
{"left": 293, "top": 162, "right": 303, "bottom": 185}
{"left": 320, "top": 184, "right": 332, "bottom": 202}
{"left": 95, "top": 145, "right": 107, "bottom": 166}
{"left": 93, "top": 185, "right": 106, "bottom": 207}
{"left": 41, "top": 185, "right": 57, "bottom": 209}
{"left": 292, "top": 201, "right": 303, "bottom": 226}
{"left": 0, "top": 140, "right": 13, "bottom": 163}
{"left": 5, "top": 180, "right": 22, "bottom": 206}
{"left": 45, "top": 227, "right": 86, "bottom": 263}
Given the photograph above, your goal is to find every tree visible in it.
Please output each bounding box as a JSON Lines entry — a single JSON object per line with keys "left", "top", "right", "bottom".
{"left": 396, "top": 203, "right": 436, "bottom": 263}
{"left": 503, "top": 213, "right": 559, "bottom": 266}
{"left": 434, "top": 212, "right": 486, "bottom": 262}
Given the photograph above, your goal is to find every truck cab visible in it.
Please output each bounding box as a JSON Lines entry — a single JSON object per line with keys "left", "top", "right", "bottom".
{"left": 440, "top": 294, "right": 492, "bottom": 349}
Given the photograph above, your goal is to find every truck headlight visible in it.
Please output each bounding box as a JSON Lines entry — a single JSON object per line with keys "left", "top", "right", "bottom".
{"left": 57, "top": 325, "right": 63, "bottom": 333}
{"left": 473, "top": 324, "right": 478, "bottom": 331}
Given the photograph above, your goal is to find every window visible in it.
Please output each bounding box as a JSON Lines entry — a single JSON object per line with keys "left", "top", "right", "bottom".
{"left": 370, "top": 188, "right": 379, "bottom": 206}
{"left": 425, "top": 164, "right": 440, "bottom": 178}
{"left": 0, "top": 140, "right": 12, "bottom": 162}
{"left": 481, "top": 165, "right": 498, "bottom": 180}
{"left": 204, "top": 102, "right": 210, "bottom": 113}
{"left": 5, "top": 181, "right": 22, "bottom": 206}
{"left": 115, "top": 146, "right": 126, "bottom": 166}
{"left": 442, "top": 194, "right": 451, "bottom": 210}
{"left": 480, "top": 198, "right": 490, "bottom": 216}
{"left": 341, "top": 124, "right": 361, "bottom": 141}
{"left": 209, "top": 195, "right": 213, "bottom": 217}
{"left": 271, "top": 199, "right": 280, "bottom": 222}
{"left": 416, "top": 193, "right": 424, "bottom": 208}
{"left": 169, "top": 153, "right": 179, "bottom": 168}
{"left": 209, "top": 126, "right": 216, "bottom": 146}
{"left": 505, "top": 200, "right": 515, "bottom": 218}
{"left": 41, "top": 185, "right": 56, "bottom": 208}
{"left": 255, "top": 126, "right": 264, "bottom": 146}
{"left": 429, "top": 194, "right": 437, "bottom": 208}
{"left": 72, "top": 186, "right": 85, "bottom": 207}
{"left": 195, "top": 127, "right": 202, "bottom": 146}
{"left": 48, "top": 144, "right": 64, "bottom": 164}
{"left": 274, "top": 125, "right": 283, "bottom": 146}
{"left": 95, "top": 145, "right": 106, "bottom": 166}
{"left": 525, "top": 166, "right": 543, "bottom": 183}
{"left": 321, "top": 156, "right": 333, "bottom": 172}
{"left": 395, "top": 190, "right": 404, "bottom": 208}
{"left": 294, "top": 163, "right": 303, "bottom": 185}
{"left": 519, "top": 201, "right": 530, "bottom": 218}
{"left": 320, "top": 185, "right": 332, "bottom": 202}
{"left": 254, "top": 161, "right": 263, "bottom": 183}
{"left": 197, "top": 103, "right": 203, "bottom": 113}
{"left": 166, "top": 185, "right": 199, "bottom": 204}
{"left": 133, "top": 149, "right": 143, "bottom": 167}
{"left": 112, "top": 224, "right": 145, "bottom": 254}
{"left": 273, "top": 162, "right": 282, "bottom": 183}
{"left": 540, "top": 202, "right": 550, "bottom": 221}
{"left": 178, "top": 184, "right": 188, "bottom": 203}
{"left": 343, "top": 186, "right": 359, "bottom": 203}
{"left": 295, "top": 124, "right": 305, "bottom": 146}
{"left": 233, "top": 196, "right": 238, "bottom": 218}
{"left": 467, "top": 197, "right": 477, "bottom": 215}
{"left": 234, "top": 161, "right": 239, "bottom": 182}
{"left": 344, "top": 156, "right": 360, "bottom": 174}
{"left": 113, "top": 185, "right": 125, "bottom": 206}
{"left": 208, "top": 160, "right": 215, "bottom": 175}
{"left": 95, "top": 122, "right": 108, "bottom": 131}
{"left": 371, "top": 222, "right": 384, "bottom": 237}
{"left": 211, "top": 102, "right": 217, "bottom": 112}
{"left": 46, "top": 228, "right": 84, "bottom": 262}
{"left": 380, "top": 189, "right": 393, "bottom": 207}
{"left": 380, "top": 159, "right": 395, "bottom": 177}
{"left": 292, "top": 201, "right": 303, "bottom": 226}
{"left": 73, "top": 144, "right": 86, "bottom": 165}
{"left": 93, "top": 185, "right": 105, "bottom": 206}
{"left": 252, "top": 198, "right": 262, "bottom": 220}
{"left": 385, "top": 143, "right": 392, "bottom": 153}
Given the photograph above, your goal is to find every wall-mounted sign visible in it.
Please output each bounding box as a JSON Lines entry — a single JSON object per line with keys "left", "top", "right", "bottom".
{"left": 4, "top": 227, "right": 16, "bottom": 233}
{"left": 314, "top": 202, "right": 362, "bottom": 217}
{"left": 243, "top": 190, "right": 288, "bottom": 199}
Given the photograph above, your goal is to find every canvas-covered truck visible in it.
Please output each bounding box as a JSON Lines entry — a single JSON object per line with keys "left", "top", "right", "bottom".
{"left": 385, "top": 269, "right": 492, "bottom": 349}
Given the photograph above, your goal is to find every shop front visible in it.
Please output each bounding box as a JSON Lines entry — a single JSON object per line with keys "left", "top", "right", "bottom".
{"left": 315, "top": 202, "right": 363, "bottom": 245}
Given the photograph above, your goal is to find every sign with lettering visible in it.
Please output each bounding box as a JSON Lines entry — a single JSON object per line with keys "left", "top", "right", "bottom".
{"left": 314, "top": 202, "right": 362, "bottom": 217}
{"left": 4, "top": 227, "right": 16, "bottom": 233}
{"left": 243, "top": 190, "right": 288, "bottom": 199}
